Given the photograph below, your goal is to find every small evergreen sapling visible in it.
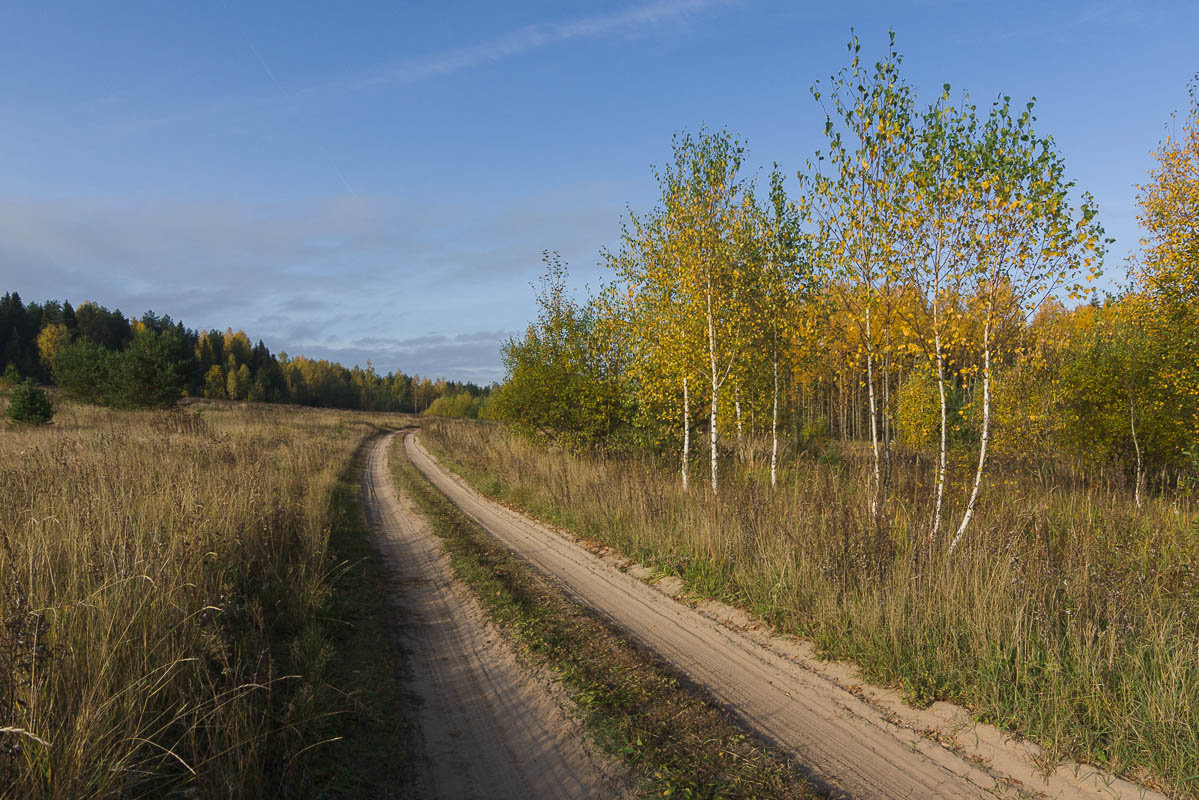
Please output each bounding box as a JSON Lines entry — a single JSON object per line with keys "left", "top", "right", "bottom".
{"left": 0, "top": 363, "right": 20, "bottom": 388}
{"left": 7, "top": 379, "right": 53, "bottom": 425}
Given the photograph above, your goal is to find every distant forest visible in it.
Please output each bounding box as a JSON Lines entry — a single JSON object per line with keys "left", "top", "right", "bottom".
{"left": 0, "top": 291, "right": 488, "bottom": 413}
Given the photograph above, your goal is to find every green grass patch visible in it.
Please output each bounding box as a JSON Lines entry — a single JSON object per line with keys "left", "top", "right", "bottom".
{"left": 292, "top": 430, "right": 413, "bottom": 797}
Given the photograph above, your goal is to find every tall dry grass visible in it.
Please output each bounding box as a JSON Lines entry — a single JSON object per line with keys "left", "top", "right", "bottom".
{"left": 0, "top": 401, "right": 393, "bottom": 798}
{"left": 423, "top": 419, "right": 1199, "bottom": 797}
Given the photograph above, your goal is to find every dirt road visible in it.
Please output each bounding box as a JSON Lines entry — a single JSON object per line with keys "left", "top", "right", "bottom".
{"left": 405, "top": 432, "right": 1165, "bottom": 800}
{"left": 362, "top": 433, "right": 626, "bottom": 799}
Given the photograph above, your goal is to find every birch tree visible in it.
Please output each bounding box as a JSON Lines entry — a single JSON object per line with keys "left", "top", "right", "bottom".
{"left": 1056, "top": 296, "right": 1154, "bottom": 505}
{"left": 608, "top": 209, "right": 705, "bottom": 489}
{"left": 618, "top": 128, "right": 755, "bottom": 495}
{"left": 750, "top": 166, "right": 810, "bottom": 487}
{"left": 899, "top": 88, "right": 979, "bottom": 542}
{"left": 1134, "top": 74, "right": 1199, "bottom": 454}
{"left": 809, "top": 32, "right": 914, "bottom": 520}
{"left": 1137, "top": 75, "right": 1199, "bottom": 314}
{"left": 655, "top": 130, "right": 755, "bottom": 495}
{"left": 948, "top": 96, "right": 1105, "bottom": 551}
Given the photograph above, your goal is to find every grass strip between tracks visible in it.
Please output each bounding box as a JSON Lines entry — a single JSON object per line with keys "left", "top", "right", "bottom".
{"left": 391, "top": 436, "right": 821, "bottom": 800}
{"left": 302, "top": 430, "right": 414, "bottom": 797}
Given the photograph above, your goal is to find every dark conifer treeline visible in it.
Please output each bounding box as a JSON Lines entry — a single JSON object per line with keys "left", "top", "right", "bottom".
{"left": 0, "top": 291, "right": 484, "bottom": 412}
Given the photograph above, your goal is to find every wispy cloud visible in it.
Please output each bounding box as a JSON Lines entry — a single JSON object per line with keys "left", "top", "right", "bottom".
{"left": 85, "top": 0, "right": 730, "bottom": 138}
{"left": 1074, "top": 2, "right": 1146, "bottom": 27}
{"left": 335, "top": 0, "right": 731, "bottom": 91}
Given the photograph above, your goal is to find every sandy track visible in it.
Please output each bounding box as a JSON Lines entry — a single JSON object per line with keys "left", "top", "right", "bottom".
{"left": 362, "top": 433, "right": 626, "bottom": 799}
{"left": 406, "top": 432, "right": 1166, "bottom": 800}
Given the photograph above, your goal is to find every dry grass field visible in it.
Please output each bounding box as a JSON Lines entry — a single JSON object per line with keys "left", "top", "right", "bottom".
{"left": 422, "top": 418, "right": 1199, "bottom": 798}
{"left": 6, "top": 394, "right": 1194, "bottom": 796}
{"left": 0, "top": 400, "right": 409, "bottom": 798}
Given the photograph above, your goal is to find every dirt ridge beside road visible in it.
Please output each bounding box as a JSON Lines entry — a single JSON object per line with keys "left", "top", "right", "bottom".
{"left": 406, "top": 432, "right": 1166, "bottom": 800}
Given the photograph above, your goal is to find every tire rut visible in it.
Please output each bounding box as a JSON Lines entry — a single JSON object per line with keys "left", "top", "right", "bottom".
{"left": 363, "top": 432, "right": 626, "bottom": 799}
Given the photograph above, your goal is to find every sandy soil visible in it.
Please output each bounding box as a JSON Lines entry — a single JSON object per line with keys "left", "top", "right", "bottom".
{"left": 406, "top": 432, "right": 1167, "bottom": 800}
{"left": 362, "top": 433, "right": 628, "bottom": 799}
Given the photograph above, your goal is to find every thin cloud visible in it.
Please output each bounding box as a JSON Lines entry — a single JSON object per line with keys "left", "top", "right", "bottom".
{"left": 339, "top": 0, "right": 732, "bottom": 91}
{"left": 1074, "top": 2, "right": 1145, "bottom": 27}
{"left": 82, "top": 0, "right": 730, "bottom": 137}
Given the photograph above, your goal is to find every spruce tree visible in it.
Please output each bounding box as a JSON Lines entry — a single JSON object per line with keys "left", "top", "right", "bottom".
{"left": 7, "top": 379, "right": 53, "bottom": 425}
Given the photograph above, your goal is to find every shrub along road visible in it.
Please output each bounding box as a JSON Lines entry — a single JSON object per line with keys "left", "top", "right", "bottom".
{"left": 405, "top": 432, "right": 1165, "bottom": 800}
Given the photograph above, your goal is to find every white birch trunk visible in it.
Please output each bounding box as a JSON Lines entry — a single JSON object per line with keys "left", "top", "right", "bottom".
{"left": 931, "top": 325, "right": 948, "bottom": 542}
{"left": 950, "top": 316, "right": 991, "bottom": 553}
{"left": 682, "top": 376, "right": 690, "bottom": 492}
{"left": 771, "top": 348, "right": 780, "bottom": 489}
{"left": 865, "top": 305, "right": 881, "bottom": 518}
{"left": 1130, "top": 395, "right": 1143, "bottom": 509}
{"left": 882, "top": 348, "right": 892, "bottom": 491}
{"left": 707, "top": 283, "right": 719, "bottom": 495}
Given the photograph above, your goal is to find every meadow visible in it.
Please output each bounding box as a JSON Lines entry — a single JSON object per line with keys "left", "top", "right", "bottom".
{"left": 0, "top": 399, "right": 408, "bottom": 798}
{"left": 422, "top": 418, "right": 1199, "bottom": 798}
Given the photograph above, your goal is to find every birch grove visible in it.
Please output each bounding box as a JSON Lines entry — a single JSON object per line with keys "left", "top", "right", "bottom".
{"left": 493, "top": 39, "right": 1199, "bottom": 556}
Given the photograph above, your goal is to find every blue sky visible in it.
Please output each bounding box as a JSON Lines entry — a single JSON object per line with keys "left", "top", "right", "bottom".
{"left": 1, "top": 1, "right": 1195, "bottom": 382}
